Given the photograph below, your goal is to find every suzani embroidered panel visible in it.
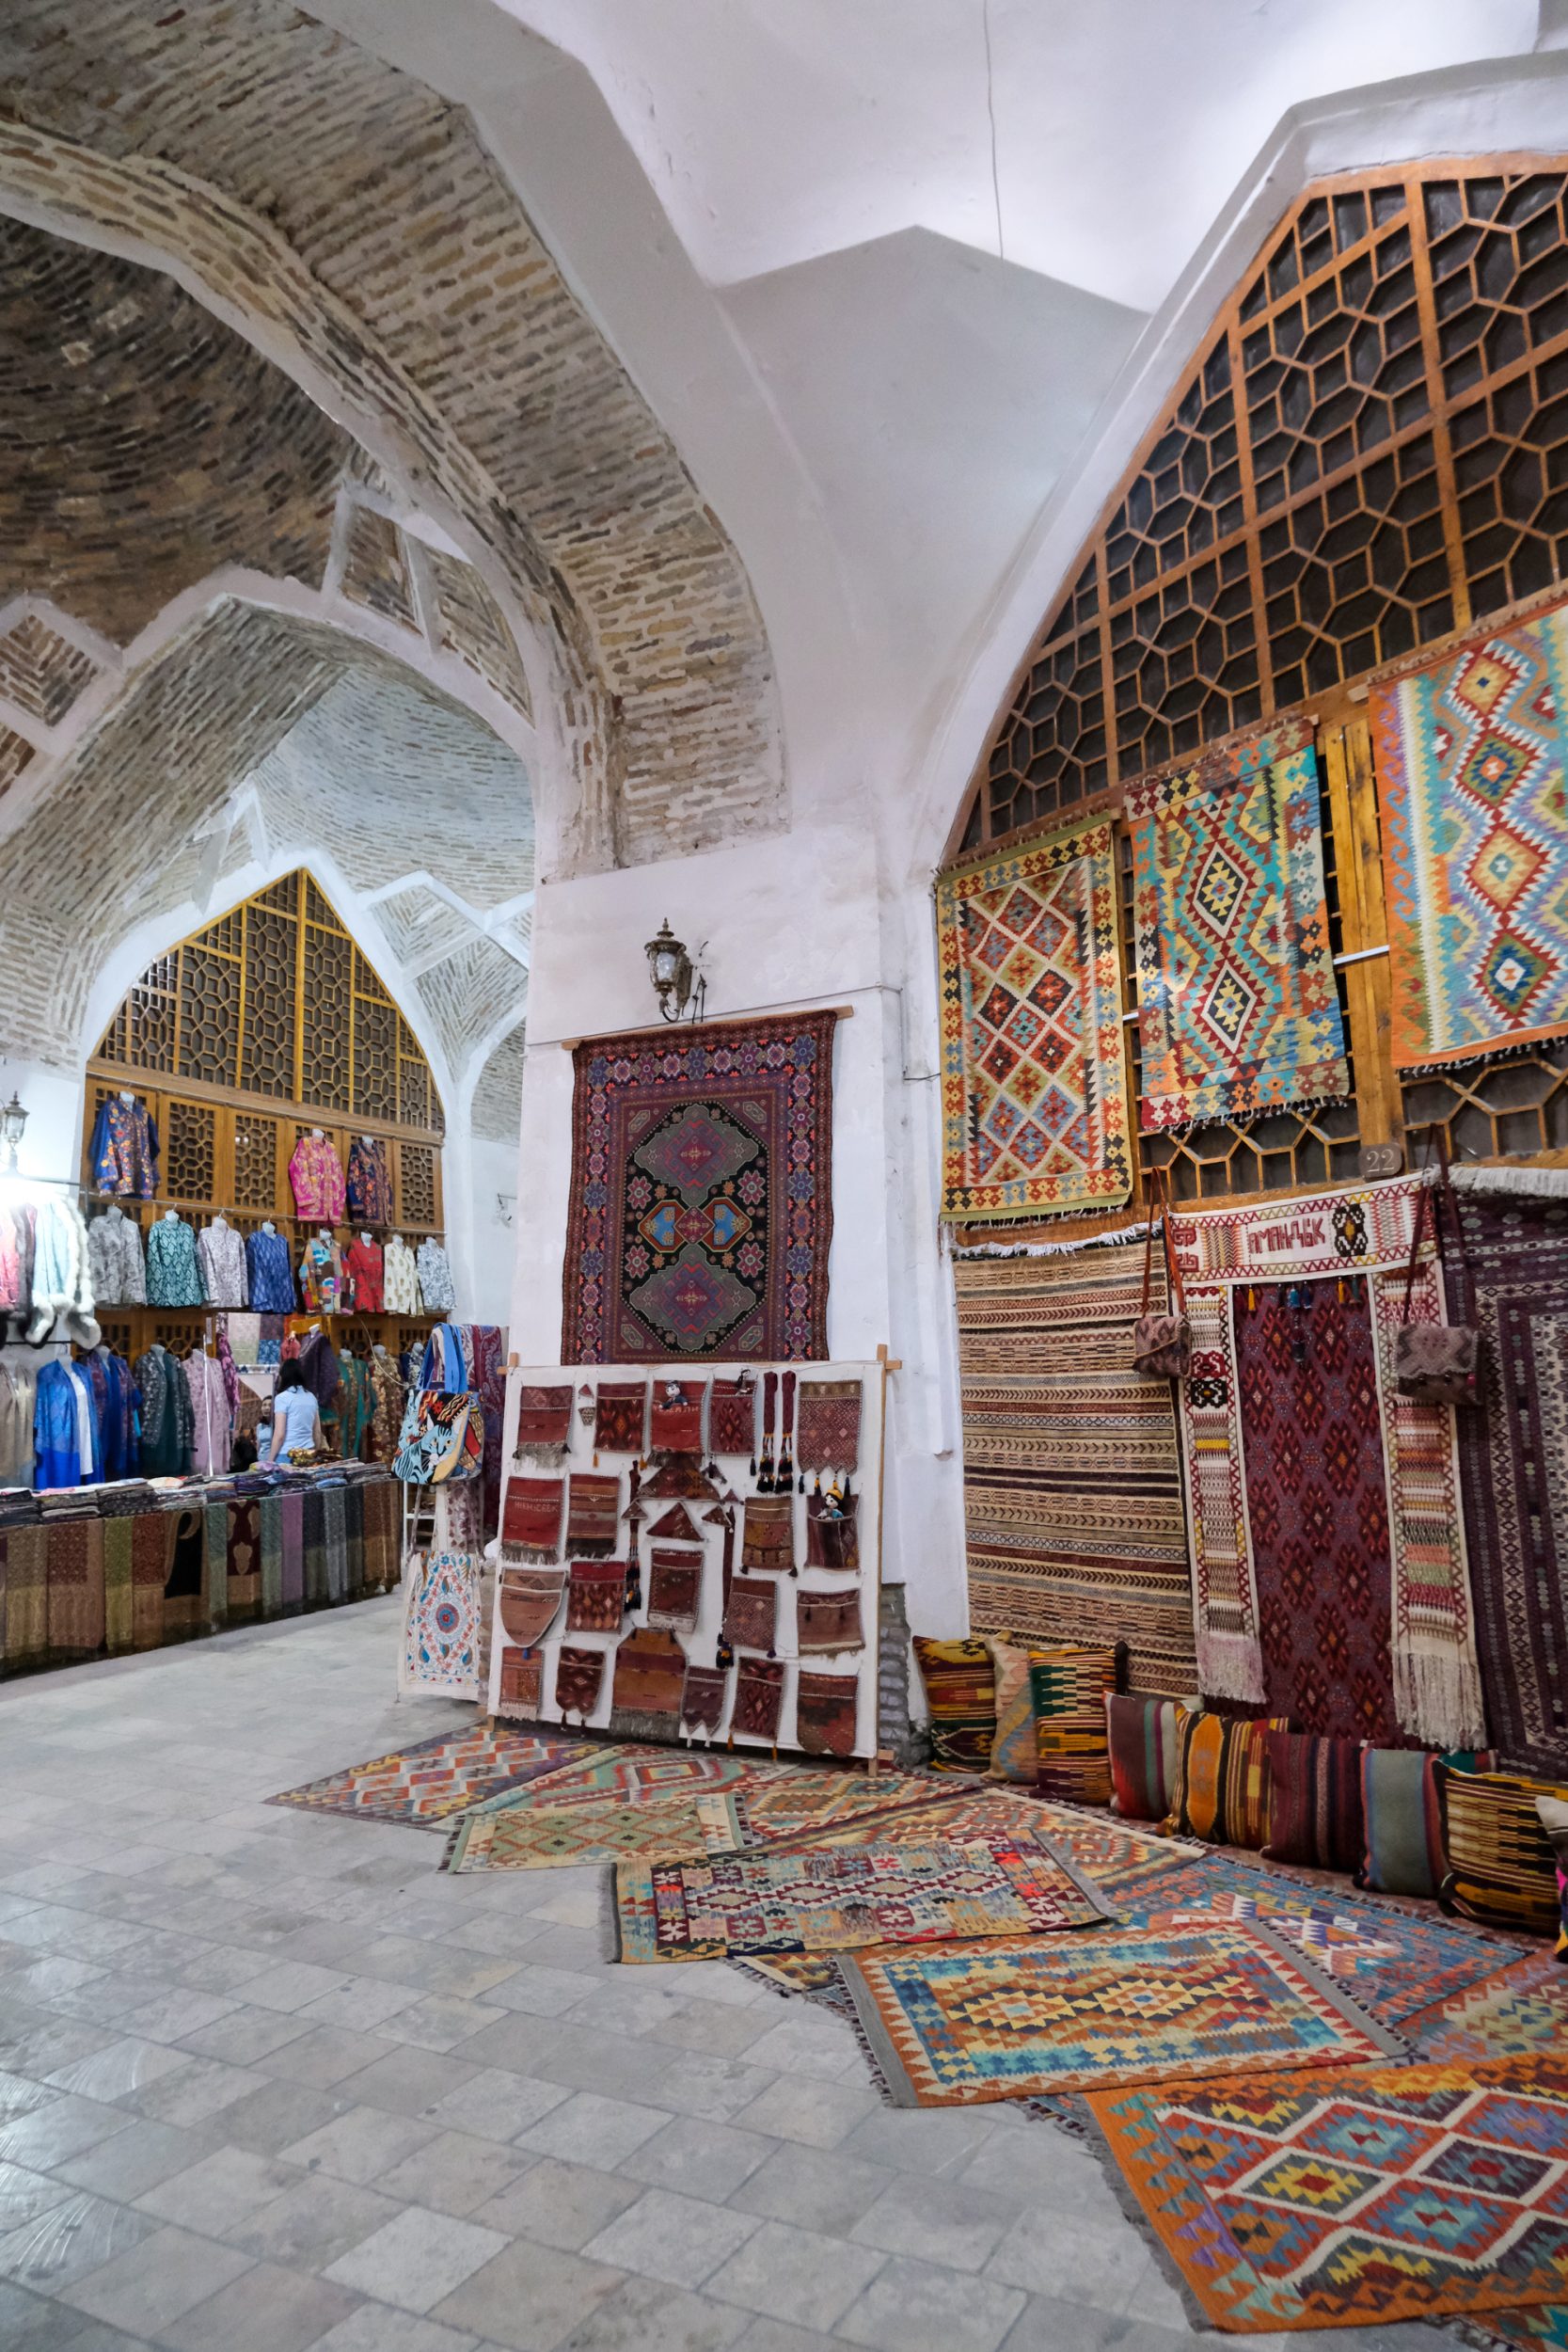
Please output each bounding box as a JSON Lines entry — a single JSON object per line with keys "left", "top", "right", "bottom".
{"left": 936, "top": 819, "right": 1131, "bottom": 1220}
{"left": 1126, "top": 715, "right": 1348, "bottom": 1129}
{"left": 562, "top": 1012, "right": 839, "bottom": 1363}
{"left": 1372, "top": 598, "right": 1568, "bottom": 1070}
{"left": 1171, "top": 1176, "right": 1486, "bottom": 1751}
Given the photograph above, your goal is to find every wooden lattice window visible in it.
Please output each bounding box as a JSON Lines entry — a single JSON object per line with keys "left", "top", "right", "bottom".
{"left": 951, "top": 157, "right": 1568, "bottom": 1212}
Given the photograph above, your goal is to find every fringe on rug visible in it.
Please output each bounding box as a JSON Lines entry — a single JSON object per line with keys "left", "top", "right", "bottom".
{"left": 567, "top": 1539, "right": 619, "bottom": 1560}
{"left": 499, "top": 1543, "right": 562, "bottom": 1565}
{"left": 1394, "top": 1647, "right": 1488, "bottom": 1756}
{"left": 952, "top": 1217, "right": 1159, "bottom": 1262}
{"left": 1450, "top": 1160, "right": 1568, "bottom": 1200}
{"left": 597, "top": 1867, "right": 626, "bottom": 1963}
{"left": 1194, "top": 1629, "right": 1267, "bottom": 1707}
{"left": 608, "top": 1708, "right": 682, "bottom": 1742}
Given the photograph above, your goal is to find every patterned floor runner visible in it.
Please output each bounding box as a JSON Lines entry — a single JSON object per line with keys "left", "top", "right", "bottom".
{"left": 613, "top": 1831, "right": 1111, "bottom": 1964}
{"left": 446, "top": 1788, "right": 745, "bottom": 1872}
{"left": 837, "top": 1917, "right": 1404, "bottom": 2108}
{"left": 1092, "top": 2053, "right": 1568, "bottom": 2333}
{"left": 267, "top": 1724, "right": 595, "bottom": 1827}
{"left": 1405, "top": 1951, "right": 1568, "bottom": 2062}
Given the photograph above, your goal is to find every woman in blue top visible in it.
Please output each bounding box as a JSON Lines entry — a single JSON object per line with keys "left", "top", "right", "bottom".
{"left": 268, "top": 1363, "right": 324, "bottom": 1464}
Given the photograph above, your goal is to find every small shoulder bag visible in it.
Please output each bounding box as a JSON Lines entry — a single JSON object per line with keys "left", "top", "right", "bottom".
{"left": 1392, "top": 1131, "right": 1481, "bottom": 1405}
{"left": 1132, "top": 1170, "right": 1190, "bottom": 1379}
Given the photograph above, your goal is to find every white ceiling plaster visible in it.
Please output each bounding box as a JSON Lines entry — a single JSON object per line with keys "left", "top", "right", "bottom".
{"left": 499, "top": 0, "right": 1538, "bottom": 304}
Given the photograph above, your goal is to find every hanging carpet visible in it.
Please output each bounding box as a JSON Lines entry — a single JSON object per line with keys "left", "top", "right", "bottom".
{"left": 1126, "top": 713, "right": 1348, "bottom": 1130}
{"left": 561, "top": 1010, "right": 839, "bottom": 1362}
{"left": 794, "top": 1671, "right": 860, "bottom": 1756}
{"left": 1173, "top": 1174, "right": 1485, "bottom": 1748}
{"left": 956, "top": 1232, "right": 1196, "bottom": 1694}
{"left": 565, "top": 1472, "right": 621, "bottom": 1557}
{"left": 935, "top": 817, "right": 1131, "bottom": 1221}
{"left": 1371, "top": 596, "right": 1568, "bottom": 1070}
{"left": 609, "top": 1625, "right": 688, "bottom": 1740}
{"left": 555, "top": 1644, "right": 607, "bottom": 1721}
{"left": 514, "top": 1384, "right": 573, "bottom": 1460}
{"left": 646, "top": 1549, "right": 703, "bottom": 1631}
{"left": 498, "top": 1568, "right": 566, "bottom": 1647}
{"left": 500, "top": 1476, "right": 563, "bottom": 1564}
{"left": 398, "top": 1551, "right": 480, "bottom": 1698}
{"left": 649, "top": 1381, "right": 705, "bottom": 1454}
{"left": 565, "top": 1558, "right": 626, "bottom": 1634}
{"left": 741, "top": 1496, "right": 794, "bottom": 1573}
{"left": 731, "top": 1655, "right": 785, "bottom": 1740}
{"left": 707, "top": 1376, "right": 756, "bottom": 1457}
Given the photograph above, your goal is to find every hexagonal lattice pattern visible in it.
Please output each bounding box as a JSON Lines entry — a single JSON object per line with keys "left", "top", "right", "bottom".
{"left": 1427, "top": 170, "right": 1568, "bottom": 402}
{"left": 165, "top": 1099, "right": 215, "bottom": 1202}
{"left": 1451, "top": 344, "right": 1568, "bottom": 616}
{"left": 1105, "top": 341, "right": 1242, "bottom": 600}
{"left": 1403, "top": 1043, "right": 1568, "bottom": 1162}
{"left": 1241, "top": 184, "right": 1408, "bottom": 323}
{"left": 1111, "top": 547, "right": 1259, "bottom": 773}
{"left": 129, "top": 962, "right": 176, "bottom": 1074}
{"left": 301, "top": 922, "right": 353, "bottom": 1112}
{"left": 232, "top": 1115, "right": 277, "bottom": 1211}
{"left": 353, "top": 993, "right": 398, "bottom": 1122}
{"left": 400, "top": 1142, "right": 436, "bottom": 1228}
{"left": 241, "top": 907, "right": 297, "bottom": 1099}
{"left": 1260, "top": 435, "right": 1452, "bottom": 707}
{"left": 986, "top": 628, "right": 1108, "bottom": 835}
{"left": 1243, "top": 227, "right": 1428, "bottom": 513}
{"left": 178, "top": 945, "right": 240, "bottom": 1089}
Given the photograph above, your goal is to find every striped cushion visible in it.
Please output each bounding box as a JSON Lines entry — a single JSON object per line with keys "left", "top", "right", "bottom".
{"left": 1163, "top": 1708, "right": 1288, "bottom": 1850}
{"left": 1029, "top": 1645, "right": 1120, "bottom": 1805}
{"left": 1538, "top": 1796, "right": 1568, "bottom": 1963}
{"left": 986, "top": 1639, "right": 1036, "bottom": 1785}
{"left": 1355, "top": 1747, "right": 1493, "bottom": 1899}
{"left": 1106, "top": 1693, "right": 1182, "bottom": 1822}
{"left": 1263, "top": 1730, "right": 1364, "bottom": 1874}
{"left": 912, "top": 1637, "right": 994, "bottom": 1773}
{"left": 1433, "top": 1764, "right": 1568, "bottom": 1937}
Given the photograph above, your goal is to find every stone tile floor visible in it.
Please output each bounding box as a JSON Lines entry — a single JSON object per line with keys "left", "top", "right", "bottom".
{"left": 0, "top": 1599, "right": 1472, "bottom": 2352}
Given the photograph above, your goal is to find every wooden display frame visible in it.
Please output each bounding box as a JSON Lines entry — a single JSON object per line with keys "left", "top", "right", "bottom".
{"left": 487, "top": 1360, "right": 886, "bottom": 1763}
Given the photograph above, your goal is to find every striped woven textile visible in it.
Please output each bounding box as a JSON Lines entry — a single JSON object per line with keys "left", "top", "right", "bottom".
{"left": 956, "top": 1234, "right": 1196, "bottom": 1694}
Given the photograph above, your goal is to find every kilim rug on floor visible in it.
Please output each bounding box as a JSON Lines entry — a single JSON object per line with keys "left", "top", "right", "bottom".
{"left": 268, "top": 1724, "right": 593, "bottom": 1827}
{"left": 837, "top": 1916, "right": 1404, "bottom": 2109}
{"left": 1406, "top": 1951, "right": 1568, "bottom": 2062}
{"left": 560, "top": 1009, "right": 840, "bottom": 1362}
{"left": 612, "top": 1829, "right": 1112, "bottom": 1963}
{"left": 734, "top": 1768, "right": 974, "bottom": 1847}
{"left": 949, "top": 1232, "right": 1194, "bottom": 1693}
{"left": 445, "top": 1788, "right": 746, "bottom": 1872}
{"left": 1127, "top": 715, "right": 1349, "bottom": 1130}
{"left": 1451, "top": 1181, "right": 1568, "bottom": 1775}
{"left": 1173, "top": 1174, "right": 1486, "bottom": 1748}
{"left": 462, "top": 1745, "right": 752, "bottom": 1814}
{"left": 955, "top": 1232, "right": 1196, "bottom": 1692}
{"left": 1092, "top": 2053, "right": 1568, "bottom": 2333}
{"left": 1371, "top": 597, "right": 1568, "bottom": 1071}
{"left": 1234, "top": 1283, "right": 1403, "bottom": 1742}
{"left": 935, "top": 818, "right": 1132, "bottom": 1221}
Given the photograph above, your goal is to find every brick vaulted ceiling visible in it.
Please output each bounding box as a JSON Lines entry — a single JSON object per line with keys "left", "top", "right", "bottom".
{"left": 0, "top": 0, "right": 783, "bottom": 868}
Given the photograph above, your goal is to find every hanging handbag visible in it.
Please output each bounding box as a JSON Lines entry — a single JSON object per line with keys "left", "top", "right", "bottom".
{"left": 1392, "top": 1130, "right": 1481, "bottom": 1404}
{"left": 1132, "top": 1169, "right": 1190, "bottom": 1378}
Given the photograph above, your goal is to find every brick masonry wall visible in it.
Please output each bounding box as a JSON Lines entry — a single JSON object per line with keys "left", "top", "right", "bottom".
{"left": 0, "top": 0, "right": 784, "bottom": 866}
{"left": 469, "top": 1023, "right": 527, "bottom": 1145}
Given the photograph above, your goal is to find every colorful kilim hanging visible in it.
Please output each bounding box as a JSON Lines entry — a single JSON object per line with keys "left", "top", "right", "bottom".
{"left": 565, "top": 1473, "right": 621, "bottom": 1557}
{"left": 561, "top": 1010, "right": 839, "bottom": 1362}
{"left": 1172, "top": 1174, "right": 1485, "bottom": 1747}
{"left": 796, "top": 1378, "right": 861, "bottom": 1471}
{"left": 498, "top": 1568, "right": 565, "bottom": 1647}
{"left": 514, "top": 1384, "right": 573, "bottom": 1460}
{"left": 610, "top": 1626, "right": 689, "bottom": 1740}
{"left": 708, "top": 1376, "right": 756, "bottom": 1457}
{"left": 956, "top": 1235, "right": 1196, "bottom": 1694}
{"left": 1371, "top": 598, "right": 1568, "bottom": 1070}
{"left": 594, "top": 1381, "right": 646, "bottom": 1453}
{"left": 732, "top": 1655, "right": 785, "bottom": 1740}
{"left": 647, "top": 1549, "right": 703, "bottom": 1631}
{"left": 267, "top": 1724, "right": 590, "bottom": 1825}
{"left": 446, "top": 1788, "right": 745, "bottom": 1874}
{"left": 1093, "top": 2054, "right": 1568, "bottom": 2333}
{"left": 1235, "top": 1283, "right": 1403, "bottom": 1743}
{"left": 501, "top": 1476, "right": 563, "bottom": 1564}
{"left": 565, "top": 1558, "right": 626, "bottom": 1633}
{"left": 795, "top": 1671, "right": 860, "bottom": 1756}
{"left": 936, "top": 818, "right": 1131, "bottom": 1220}
{"left": 795, "top": 1588, "right": 863, "bottom": 1653}
{"left": 612, "top": 1829, "right": 1111, "bottom": 1963}
{"left": 1126, "top": 714, "right": 1347, "bottom": 1129}
{"left": 649, "top": 1381, "right": 705, "bottom": 1454}
{"left": 555, "top": 1644, "right": 607, "bottom": 1721}
{"left": 840, "top": 1915, "right": 1402, "bottom": 2109}
{"left": 397, "top": 1552, "right": 480, "bottom": 1698}
{"left": 1451, "top": 1184, "right": 1568, "bottom": 1775}
{"left": 741, "top": 1496, "right": 794, "bottom": 1573}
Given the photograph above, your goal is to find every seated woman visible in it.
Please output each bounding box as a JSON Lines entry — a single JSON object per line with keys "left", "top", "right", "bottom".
{"left": 267, "top": 1361, "right": 324, "bottom": 1465}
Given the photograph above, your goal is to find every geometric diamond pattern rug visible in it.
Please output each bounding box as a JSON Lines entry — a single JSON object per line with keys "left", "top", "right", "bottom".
{"left": 613, "top": 1831, "right": 1113, "bottom": 1965}
{"left": 462, "top": 1744, "right": 749, "bottom": 1816}
{"left": 837, "top": 1917, "right": 1405, "bottom": 2108}
{"left": 444, "top": 1788, "right": 747, "bottom": 1873}
{"left": 1406, "top": 1954, "right": 1568, "bottom": 2065}
{"left": 1091, "top": 2054, "right": 1568, "bottom": 2333}
{"left": 1372, "top": 602, "right": 1568, "bottom": 1073}
{"left": 266, "top": 1724, "right": 594, "bottom": 1828}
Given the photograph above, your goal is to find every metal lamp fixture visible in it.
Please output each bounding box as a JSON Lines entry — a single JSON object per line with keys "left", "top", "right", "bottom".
{"left": 644, "top": 918, "right": 705, "bottom": 1025}
{"left": 0, "top": 1091, "right": 26, "bottom": 1174}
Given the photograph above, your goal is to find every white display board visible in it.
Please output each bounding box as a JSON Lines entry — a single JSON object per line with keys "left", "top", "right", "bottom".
{"left": 487, "top": 1359, "right": 883, "bottom": 1761}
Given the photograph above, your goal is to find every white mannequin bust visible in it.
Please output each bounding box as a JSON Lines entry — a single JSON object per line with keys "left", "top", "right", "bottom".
{"left": 261, "top": 1220, "right": 277, "bottom": 1234}
{"left": 163, "top": 1209, "right": 179, "bottom": 1223}
{"left": 310, "top": 1127, "right": 325, "bottom": 1139}
{"left": 360, "top": 1231, "right": 373, "bottom": 1245}
{"left": 118, "top": 1089, "right": 135, "bottom": 1104}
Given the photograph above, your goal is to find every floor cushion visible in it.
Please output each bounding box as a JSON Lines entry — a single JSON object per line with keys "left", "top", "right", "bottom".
{"left": 912, "top": 1637, "right": 994, "bottom": 1773}
{"left": 985, "top": 1638, "right": 1036, "bottom": 1785}
{"left": 1263, "top": 1728, "right": 1363, "bottom": 1874}
{"left": 1029, "top": 1645, "right": 1120, "bottom": 1805}
{"left": 1162, "top": 1708, "right": 1288, "bottom": 1850}
{"left": 1433, "top": 1763, "right": 1568, "bottom": 1937}
{"left": 1356, "top": 1747, "right": 1493, "bottom": 1899}
{"left": 1536, "top": 1793, "right": 1568, "bottom": 1963}
{"left": 1106, "top": 1693, "right": 1182, "bottom": 1822}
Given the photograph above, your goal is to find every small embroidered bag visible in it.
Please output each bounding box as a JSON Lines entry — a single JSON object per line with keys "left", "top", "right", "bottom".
{"left": 1393, "top": 1131, "right": 1481, "bottom": 1405}
{"left": 1132, "top": 1169, "right": 1189, "bottom": 1379}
